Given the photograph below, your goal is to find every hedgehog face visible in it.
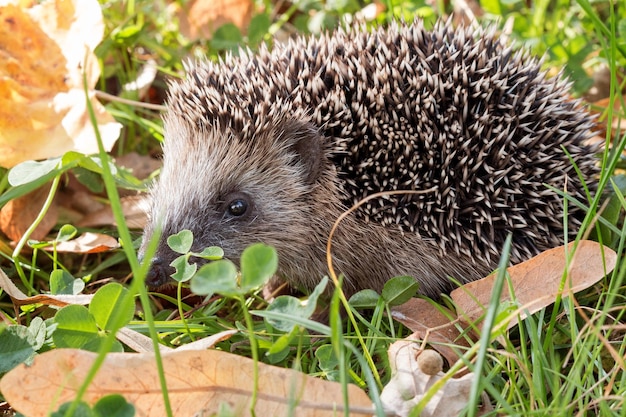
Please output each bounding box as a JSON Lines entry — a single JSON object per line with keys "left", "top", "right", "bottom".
{"left": 140, "top": 112, "right": 331, "bottom": 288}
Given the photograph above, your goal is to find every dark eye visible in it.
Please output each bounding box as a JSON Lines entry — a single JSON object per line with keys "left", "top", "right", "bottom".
{"left": 228, "top": 198, "right": 248, "bottom": 216}
{"left": 221, "top": 192, "right": 253, "bottom": 219}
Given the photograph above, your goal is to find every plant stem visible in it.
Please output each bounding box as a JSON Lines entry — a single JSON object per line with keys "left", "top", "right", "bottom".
{"left": 11, "top": 174, "right": 61, "bottom": 295}
{"left": 239, "top": 294, "right": 260, "bottom": 415}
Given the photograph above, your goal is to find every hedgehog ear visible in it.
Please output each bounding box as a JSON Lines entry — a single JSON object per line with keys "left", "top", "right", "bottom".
{"left": 284, "top": 120, "right": 324, "bottom": 185}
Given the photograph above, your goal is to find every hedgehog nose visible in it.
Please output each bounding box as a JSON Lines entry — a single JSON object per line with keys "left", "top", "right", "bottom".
{"left": 145, "top": 257, "right": 173, "bottom": 288}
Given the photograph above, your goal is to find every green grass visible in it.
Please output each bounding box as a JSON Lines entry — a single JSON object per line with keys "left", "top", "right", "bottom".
{"left": 1, "top": 0, "right": 625, "bottom": 416}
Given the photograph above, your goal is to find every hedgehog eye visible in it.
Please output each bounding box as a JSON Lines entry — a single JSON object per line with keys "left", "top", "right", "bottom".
{"left": 228, "top": 199, "right": 248, "bottom": 216}
{"left": 221, "top": 192, "right": 252, "bottom": 219}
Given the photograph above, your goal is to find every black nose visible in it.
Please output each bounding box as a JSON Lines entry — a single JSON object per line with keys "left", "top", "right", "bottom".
{"left": 145, "top": 257, "right": 174, "bottom": 288}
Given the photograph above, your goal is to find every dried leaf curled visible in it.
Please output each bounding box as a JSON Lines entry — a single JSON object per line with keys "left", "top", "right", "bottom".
{"left": 50, "top": 232, "right": 119, "bottom": 254}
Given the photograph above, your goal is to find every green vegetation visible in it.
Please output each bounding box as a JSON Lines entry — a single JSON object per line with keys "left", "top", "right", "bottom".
{"left": 1, "top": 0, "right": 625, "bottom": 416}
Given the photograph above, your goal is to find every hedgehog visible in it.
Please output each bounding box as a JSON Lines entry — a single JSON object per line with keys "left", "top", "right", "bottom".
{"left": 140, "top": 19, "right": 598, "bottom": 299}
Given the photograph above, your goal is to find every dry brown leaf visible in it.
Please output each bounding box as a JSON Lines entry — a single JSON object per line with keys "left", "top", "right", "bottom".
{"left": 0, "top": 183, "right": 58, "bottom": 241}
{"left": 174, "top": 331, "right": 239, "bottom": 352}
{"left": 451, "top": 240, "right": 617, "bottom": 330}
{"left": 0, "top": 267, "right": 92, "bottom": 307}
{"left": 57, "top": 173, "right": 108, "bottom": 216}
{"left": 0, "top": 0, "right": 120, "bottom": 168}
{"left": 114, "top": 152, "right": 162, "bottom": 182}
{"left": 380, "top": 341, "right": 475, "bottom": 417}
{"left": 591, "top": 95, "right": 626, "bottom": 140}
{"left": 114, "top": 327, "right": 170, "bottom": 354}
{"left": 115, "top": 328, "right": 237, "bottom": 354}
{"left": 49, "top": 232, "right": 119, "bottom": 254}
{"left": 390, "top": 299, "right": 474, "bottom": 370}
{"left": 57, "top": 165, "right": 151, "bottom": 229}
{"left": 0, "top": 348, "right": 374, "bottom": 417}
{"left": 177, "top": 0, "right": 253, "bottom": 41}
{"left": 76, "top": 194, "right": 149, "bottom": 228}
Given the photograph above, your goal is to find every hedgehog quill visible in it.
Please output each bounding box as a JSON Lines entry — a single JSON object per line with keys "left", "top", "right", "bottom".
{"left": 141, "top": 20, "right": 598, "bottom": 298}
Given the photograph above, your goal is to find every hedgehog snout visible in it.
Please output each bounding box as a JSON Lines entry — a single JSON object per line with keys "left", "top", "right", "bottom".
{"left": 145, "top": 257, "right": 176, "bottom": 288}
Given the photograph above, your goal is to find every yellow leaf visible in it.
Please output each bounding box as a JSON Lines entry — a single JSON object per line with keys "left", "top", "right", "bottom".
{"left": 0, "top": 0, "right": 120, "bottom": 168}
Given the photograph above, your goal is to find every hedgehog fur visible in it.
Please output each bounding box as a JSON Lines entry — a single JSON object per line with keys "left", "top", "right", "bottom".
{"left": 141, "top": 19, "right": 598, "bottom": 298}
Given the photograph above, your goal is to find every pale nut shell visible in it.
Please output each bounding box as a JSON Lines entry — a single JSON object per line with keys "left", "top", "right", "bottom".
{"left": 416, "top": 349, "right": 443, "bottom": 376}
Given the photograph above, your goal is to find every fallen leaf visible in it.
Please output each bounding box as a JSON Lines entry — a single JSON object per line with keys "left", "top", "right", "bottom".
{"left": 380, "top": 342, "right": 475, "bottom": 417}
{"left": 0, "top": 183, "right": 58, "bottom": 241}
{"left": 390, "top": 299, "right": 474, "bottom": 371}
{"left": 0, "top": 268, "right": 92, "bottom": 307}
{"left": 77, "top": 195, "right": 149, "bottom": 228}
{"left": 0, "top": 0, "right": 121, "bottom": 168}
{"left": 0, "top": 348, "right": 374, "bottom": 417}
{"left": 175, "top": 331, "right": 238, "bottom": 352}
{"left": 115, "top": 328, "right": 237, "bottom": 354}
{"left": 451, "top": 240, "right": 617, "bottom": 330}
{"left": 591, "top": 95, "right": 626, "bottom": 142}
{"left": 177, "top": 0, "right": 253, "bottom": 41}
{"left": 49, "top": 232, "right": 119, "bottom": 254}
{"left": 114, "top": 152, "right": 161, "bottom": 182}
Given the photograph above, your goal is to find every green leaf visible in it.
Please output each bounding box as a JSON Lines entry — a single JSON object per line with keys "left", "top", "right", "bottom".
{"left": 265, "top": 337, "right": 292, "bottom": 363}
{"left": 315, "top": 344, "right": 339, "bottom": 371}
{"left": 190, "top": 260, "right": 239, "bottom": 297}
{"left": 170, "top": 255, "right": 198, "bottom": 282}
{"left": 265, "top": 277, "right": 328, "bottom": 332}
{"left": 61, "top": 151, "right": 92, "bottom": 167}
{"left": 194, "top": 246, "right": 224, "bottom": 260}
{"left": 27, "top": 317, "right": 46, "bottom": 350}
{"left": 56, "top": 224, "right": 78, "bottom": 242}
{"left": 51, "top": 401, "right": 95, "bottom": 417}
{"left": 49, "top": 270, "right": 84, "bottom": 295}
{"left": 303, "top": 276, "right": 327, "bottom": 316}
{"left": 211, "top": 23, "right": 244, "bottom": 51}
{"left": 247, "top": 13, "right": 271, "bottom": 46}
{"left": 240, "top": 243, "right": 278, "bottom": 291}
{"left": 266, "top": 328, "right": 295, "bottom": 355}
{"left": 348, "top": 289, "right": 381, "bottom": 309}
{"left": 94, "top": 395, "right": 136, "bottom": 417}
{"left": 0, "top": 152, "right": 88, "bottom": 208}
{"left": 53, "top": 305, "right": 99, "bottom": 349}
{"left": 381, "top": 275, "right": 419, "bottom": 306}
{"left": 167, "top": 230, "right": 194, "bottom": 254}
{"left": 315, "top": 344, "right": 340, "bottom": 381}
{"left": 81, "top": 337, "right": 124, "bottom": 353}
{"left": 480, "top": 0, "right": 502, "bottom": 16}
{"left": 265, "top": 296, "right": 305, "bottom": 332}
{"left": 8, "top": 158, "right": 60, "bottom": 186}
{"left": 112, "top": 24, "right": 143, "bottom": 46}
{"left": 90, "top": 283, "right": 135, "bottom": 331}
{"left": 74, "top": 166, "right": 104, "bottom": 193}
{"left": 75, "top": 154, "right": 118, "bottom": 176}
{"left": 0, "top": 325, "right": 38, "bottom": 372}
{"left": 27, "top": 239, "right": 52, "bottom": 249}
